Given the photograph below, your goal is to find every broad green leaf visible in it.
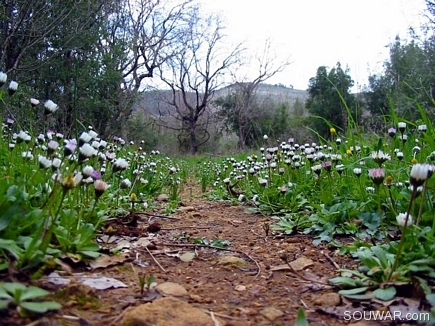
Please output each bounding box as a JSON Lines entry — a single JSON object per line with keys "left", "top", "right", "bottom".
{"left": 20, "top": 286, "right": 49, "bottom": 301}
{"left": 0, "top": 287, "right": 13, "bottom": 300}
{"left": 2, "top": 282, "right": 27, "bottom": 294}
{"left": 0, "top": 261, "right": 8, "bottom": 271}
{"left": 338, "top": 287, "right": 368, "bottom": 295}
{"left": 79, "top": 243, "right": 100, "bottom": 252}
{"left": 0, "top": 299, "right": 9, "bottom": 309}
{"left": 328, "top": 277, "right": 356, "bottom": 288}
{"left": 20, "top": 301, "right": 61, "bottom": 313}
{"left": 373, "top": 286, "right": 396, "bottom": 301}
{"left": 79, "top": 250, "right": 100, "bottom": 258}
{"left": 426, "top": 294, "right": 435, "bottom": 306}
{"left": 295, "top": 308, "right": 309, "bottom": 326}
{"left": 408, "top": 265, "right": 434, "bottom": 272}
{"left": 339, "top": 293, "right": 373, "bottom": 301}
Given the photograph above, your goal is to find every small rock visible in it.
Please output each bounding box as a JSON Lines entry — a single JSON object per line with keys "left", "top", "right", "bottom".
{"left": 271, "top": 256, "right": 314, "bottom": 272}
{"left": 120, "top": 297, "right": 213, "bottom": 326}
{"left": 235, "top": 285, "right": 246, "bottom": 291}
{"left": 290, "top": 257, "right": 314, "bottom": 270}
{"left": 259, "top": 307, "right": 284, "bottom": 321}
{"left": 189, "top": 294, "right": 213, "bottom": 303}
{"left": 155, "top": 282, "right": 188, "bottom": 297}
{"left": 179, "top": 206, "right": 196, "bottom": 212}
{"left": 313, "top": 292, "right": 341, "bottom": 306}
{"left": 217, "top": 255, "right": 247, "bottom": 269}
{"left": 156, "top": 194, "right": 169, "bottom": 202}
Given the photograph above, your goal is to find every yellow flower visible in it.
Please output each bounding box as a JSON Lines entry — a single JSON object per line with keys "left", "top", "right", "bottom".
{"left": 61, "top": 175, "right": 75, "bottom": 189}
{"left": 385, "top": 175, "right": 393, "bottom": 186}
{"left": 61, "top": 173, "right": 83, "bottom": 190}
{"left": 346, "top": 149, "right": 352, "bottom": 155}
{"left": 130, "top": 193, "right": 137, "bottom": 201}
{"left": 330, "top": 127, "right": 336, "bottom": 134}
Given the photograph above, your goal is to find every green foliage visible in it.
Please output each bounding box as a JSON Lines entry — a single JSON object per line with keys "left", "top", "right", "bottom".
{"left": 215, "top": 88, "right": 293, "bottom": 148}
{"left": 295, "top": 308, "right": 309, "bottom": 326}
{"left": 0, "top": 282, "right": 61, "bottom": 316}
{"left": 364, "top": 36, "right": 435, "bottom": 125}
{"left": 306, "top": 63, "right": 357, "bottom": 137}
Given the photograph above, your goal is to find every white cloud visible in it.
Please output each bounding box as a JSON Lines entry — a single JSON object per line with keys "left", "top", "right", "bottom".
{"left": 201, "top": 0, "right": 428, "bottom": 90}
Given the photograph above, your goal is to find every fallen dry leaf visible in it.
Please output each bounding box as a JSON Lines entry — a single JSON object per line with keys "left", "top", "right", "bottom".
{"left": 89, "top": 253, "right": 130, "bottom": 270}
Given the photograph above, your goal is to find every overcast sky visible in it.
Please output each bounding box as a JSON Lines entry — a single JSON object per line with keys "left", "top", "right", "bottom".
{"left": 200, "top": 0, "right": 429, "bottom": 91}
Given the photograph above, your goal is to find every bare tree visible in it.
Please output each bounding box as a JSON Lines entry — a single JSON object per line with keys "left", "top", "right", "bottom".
{"left": 218, "top": 40, "right": 291, "bottom": 149}
{"left": 157, "top": 11, "right": 242, "bottom": 154}
{"left": 100, "top": 0, "right": 197, "bottom": 136}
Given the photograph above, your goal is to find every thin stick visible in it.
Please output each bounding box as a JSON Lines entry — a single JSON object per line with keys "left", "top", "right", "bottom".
{"left": 201, "top": 309, "right": 245, "bottom": 321}
{"left": 138, "top": 211, "right": 181, "bottom": 220}
{"left": 300, "top": 299, "right": 308, "bottom": 309}
{"left": 160, "top": 226, "right": 210, "bottom": 230}
{"left": 145, "top": 245, "right": 167, "bottom": 273}
{"left": 322, "top": 250, "right": 340, "bottom": 270}
{"left": 160, "top": 243, "right": 261, "bottom": 279}
{"left": 210, "top": 311, "right": 222, "bottom": 326}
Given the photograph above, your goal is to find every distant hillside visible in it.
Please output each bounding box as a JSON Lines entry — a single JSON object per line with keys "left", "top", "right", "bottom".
{"left": 134, "top": 83, "right": 308, "bottom": 116}
{"left": 214, "top": 83, "right": 308, "bottom": 105}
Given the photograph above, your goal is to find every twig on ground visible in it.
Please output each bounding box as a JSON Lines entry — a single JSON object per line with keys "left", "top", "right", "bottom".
{"left": 300, "top": 299, "right": 308, "bottom": 309}
{"left": 145, "top": 245, "right": 167, "bottom": 273}
{"left": 159, "top": 242, "right": 261, "bottom": 279}
{"left": 201, "top": 309, "right": 245, "bottom": 321}
{"left": 160, "top": 226, "right": 210, "bottom": 230}
{"left": 137, "top": 211, "right": 181, "bottom": 220}
{"left": 322, "top": 250, "right": 340, "bottom": 270}
{"left": 210, "top": 311, "right": 222, "bottom": 326}
{"left": 250, "top": 228, "right": 268, "bottom": 242}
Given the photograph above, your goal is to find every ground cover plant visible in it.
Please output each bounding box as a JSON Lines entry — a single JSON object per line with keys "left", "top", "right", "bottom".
{"left": 1, "top": 75, "right": 435, "bottom": 324}
{"left": 204, "top": 118, "right": 435, "bottom": 320}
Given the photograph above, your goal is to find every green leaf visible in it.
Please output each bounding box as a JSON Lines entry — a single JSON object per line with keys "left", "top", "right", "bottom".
{"left": 20, "top": 286, "right": 49, "bottom": 302}
{"left": 0, "top": 287, "right": 13, "bottom": 300}
{"left": 79, "top": 242, "right": 100, "bottom": 252}
{"left": 2, "top": 282, "right": 26, "bottom": 294}
{"left": 373, "top": 286, "right": 396, "bottom": 301}
{"left": 328, "top": 277, "right": 356, "bottom": 288}
{"left": 0, "top": 261, "right": 8, "bottom": 271}
{"left": 244, "top": 207, "right": 258, "bottom": 214}
{"left": 371, "top": 246, "right": 393, "bottom": 268}
{"left": 339, "top": 294, "right": 373, "bottom": 301}
{"left": 0, "top": 299, "right": 9, "bottom": 309}
{"left": 295, "top": 308, "right": 309, "bottom": 326}
{"left": 79, "top": 250, "right": 100, "bottom": 258}
{"left": 19, "top": 301, "right": 61, "bottom": 313}
{"left": 426, "top": 293, "right": 435, "bottom": 306}
{"left": 338, "top": 287, "right": 368, "bottom": 295}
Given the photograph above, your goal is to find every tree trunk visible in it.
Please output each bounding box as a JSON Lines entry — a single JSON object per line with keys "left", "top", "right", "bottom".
{"left": 237, "top": 124, "right": 245, "bottom": 150}
{"left": 189, "top": 121, "right": 198, "bottom": 154}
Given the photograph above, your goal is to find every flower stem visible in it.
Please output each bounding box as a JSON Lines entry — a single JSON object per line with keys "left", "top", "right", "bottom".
{"left": 416, "top": 180, "right": 428, "bottom": 226}
{"left": 388, "top": 187, "right": 416, "bottom": 281}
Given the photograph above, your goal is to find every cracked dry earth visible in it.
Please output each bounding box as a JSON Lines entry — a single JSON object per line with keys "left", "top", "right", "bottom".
{"left": 5, "top": 182, "right": 376, "bottom": 326}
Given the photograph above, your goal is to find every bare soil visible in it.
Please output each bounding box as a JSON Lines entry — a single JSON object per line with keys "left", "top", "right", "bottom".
{"left": 1, "top": 181, "right": 375, "bottom": 326}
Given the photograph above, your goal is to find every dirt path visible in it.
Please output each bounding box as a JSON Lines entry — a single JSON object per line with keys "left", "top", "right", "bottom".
{"left": 14, "top": 181, "right": 363, "bottom": 326}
